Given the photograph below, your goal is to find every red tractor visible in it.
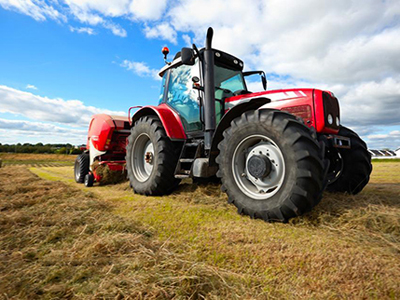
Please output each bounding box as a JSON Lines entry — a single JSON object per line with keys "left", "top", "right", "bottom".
{"left": 75, "top": 27, "right": 372, "bottom": 222}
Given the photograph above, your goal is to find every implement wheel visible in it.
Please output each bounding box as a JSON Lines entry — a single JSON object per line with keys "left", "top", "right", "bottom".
{"left": 74, "top": 153, "right": 89, "bottom": 183}
{"left": 217, "top": 110, "right": 324, "bottom": 222}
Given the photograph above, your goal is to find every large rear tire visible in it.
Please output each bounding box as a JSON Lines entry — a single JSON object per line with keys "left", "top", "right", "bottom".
{"left": 326, "top": 126, "right": 372, "bottom": 194}
{"left": 216, "top": 110, "right": 324, "bottom": 222}
{"left": 74, "top": 153, "right": 89, "bottom": 183}
{"left": 217, "top": 110, "right": 324, "bottom": 222}
{"left": 126, "top": 116, "right": 181, "bottom": 195}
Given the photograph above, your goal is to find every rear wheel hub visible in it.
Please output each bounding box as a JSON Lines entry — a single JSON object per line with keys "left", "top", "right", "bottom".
{"left": 232, "top": 135, "right": 285, "bottom": 200}
{"left": 247, "top": 155, "right": 272, "bottom": 179}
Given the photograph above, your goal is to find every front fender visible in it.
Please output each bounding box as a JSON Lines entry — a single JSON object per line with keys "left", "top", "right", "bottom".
{"left": 131, "top": 103, "right": 186, "bottom": 140}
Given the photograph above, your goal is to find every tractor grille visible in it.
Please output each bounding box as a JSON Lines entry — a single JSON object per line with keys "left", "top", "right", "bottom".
{"left": 322, "top": 92, "right": 340, "bottom": 130}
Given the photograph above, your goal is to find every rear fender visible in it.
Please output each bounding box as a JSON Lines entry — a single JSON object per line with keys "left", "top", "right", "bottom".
{"left": 209, "top": 97, "right": 270, "bottom": 165}
{"left": 131, "top": 103, "right": 186, "bottom": 140}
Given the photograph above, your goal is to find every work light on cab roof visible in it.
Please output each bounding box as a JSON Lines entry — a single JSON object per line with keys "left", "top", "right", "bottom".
{"left": 162, "top": 46, "right": 169, "bottom": 60}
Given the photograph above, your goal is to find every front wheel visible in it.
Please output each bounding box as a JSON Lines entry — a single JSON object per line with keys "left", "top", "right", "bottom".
{"left": 217, "top": 110, "right": 324, "bottom": 222}
{"left": 126, "top": 116, "right": 181, "bottom": 195}
{"left": 326, "top": 126, "right": 372, "bottom": 194}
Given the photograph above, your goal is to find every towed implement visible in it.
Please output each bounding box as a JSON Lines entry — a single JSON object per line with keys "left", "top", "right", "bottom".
{"left": 75, "top": 27, "right": 372, "bottom": 222}
{"left": 74, "top": 114, "right": 130, "bottom": 186}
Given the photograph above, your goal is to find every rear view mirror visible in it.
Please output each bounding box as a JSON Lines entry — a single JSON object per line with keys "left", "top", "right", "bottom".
{"left": 261, "top": 73, "right": 267, "bottom": 90}
{"left": 243, "top": 71, "right": 267, "bottom": 91}
{"left": 181, "top": 47, "right": 195, "bottom": 65}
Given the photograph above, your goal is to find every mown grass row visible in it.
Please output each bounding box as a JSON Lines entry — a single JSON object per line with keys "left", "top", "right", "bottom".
{"left": 1, "top": 156, "right": 399, "bottom": 299}
{"left": 0, "top": 167, "right": 250, "bottom": 299}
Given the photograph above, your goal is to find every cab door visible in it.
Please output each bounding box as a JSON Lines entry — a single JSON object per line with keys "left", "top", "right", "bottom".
{"left": 164, "top": 60, "right": 202, "bottom": 132}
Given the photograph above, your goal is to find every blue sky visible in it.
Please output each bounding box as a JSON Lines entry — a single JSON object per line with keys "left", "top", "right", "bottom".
{"left": 0, "top": 7, "right": 170, "bottom": 111}
{"left": 0, "top": 0, "right": 399, "bottom": 149}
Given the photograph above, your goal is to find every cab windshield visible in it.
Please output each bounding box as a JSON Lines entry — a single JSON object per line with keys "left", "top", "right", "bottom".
{"left": 214, "top": 64, "right": 246, "bottom": 93}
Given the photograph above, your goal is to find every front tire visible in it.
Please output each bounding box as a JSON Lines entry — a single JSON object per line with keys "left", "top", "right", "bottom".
{"left": 74, "top": 153, "right": 89, "bottom": 183}
{"left": 217, "top": 110, "right": 324, "bottom": 222}
{"left": 126, "top": 116, "right": 181, "bottom": 195}
{"left": 326, "top": 126, "right": 372, "bottom": 194}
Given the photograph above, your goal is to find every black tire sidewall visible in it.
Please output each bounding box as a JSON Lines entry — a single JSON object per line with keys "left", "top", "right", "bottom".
{"left": 126, "top": 116, "right": 181, "bottom": 195}
{"left": 127, "top": 120, "right": 160, "bottom": 192}
{"left": 74, "top": 153, "right": 89, "bottom": 183}
{"left": 327, "top": 126, "right": 372, "bottom": 194}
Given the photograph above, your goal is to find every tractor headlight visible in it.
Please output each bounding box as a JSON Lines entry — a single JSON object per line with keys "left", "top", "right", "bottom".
{"left": 336, "top": 116, "right": 340, "bottom": 126}
{"left": 327, "top": 114, "right": 333, "bottom": 125}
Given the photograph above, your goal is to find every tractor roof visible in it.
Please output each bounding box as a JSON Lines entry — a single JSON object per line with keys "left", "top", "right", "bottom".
{"left": 158, "top": 48, "right": 244, "bottom": 77}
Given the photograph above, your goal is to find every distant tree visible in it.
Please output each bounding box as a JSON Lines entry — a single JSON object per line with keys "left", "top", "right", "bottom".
{"left": 57, "top": 147, "right": 68, "bottom": 154}
{"left": 70, "top": 148, "right": 83, "bottom": 155}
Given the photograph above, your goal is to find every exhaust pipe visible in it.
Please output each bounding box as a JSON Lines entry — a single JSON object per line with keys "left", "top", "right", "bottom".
{"left": 203, "top": 27, "right": 216, "bottom": 150}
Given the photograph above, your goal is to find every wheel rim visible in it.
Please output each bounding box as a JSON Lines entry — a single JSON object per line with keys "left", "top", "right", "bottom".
{"left": 131, "top": 133, "right": 154, "bottom": 182}
{"left": 326, "top": 148, "right": 343, "bottom": 184}
{"left": 232, "top": 134, "right": 285, "bottom": 200}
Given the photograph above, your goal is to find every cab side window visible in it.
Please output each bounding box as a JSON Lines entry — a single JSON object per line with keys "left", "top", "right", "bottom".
{"left": 158, "top": 72, "right": 167, "bottom": 105}
{"left": 166, "top": 61, "right": 201, "bottom": 132}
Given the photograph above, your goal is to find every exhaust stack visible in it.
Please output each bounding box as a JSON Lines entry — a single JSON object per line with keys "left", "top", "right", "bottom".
{"left": 203, "top": 27, "right": 216, "bottom": 150}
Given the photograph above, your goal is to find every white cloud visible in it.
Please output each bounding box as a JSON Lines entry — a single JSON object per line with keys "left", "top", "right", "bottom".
{"left": 120, "top": 60, "right": 160, "bottom": 80}
{"left": 144, "top": 23, "right": 177, "bottom": 44}
{"left": 2, "top": 0, "right": 400, "bottom": 148}
{"left": 64, "top": 0, "right": 129, "bottom": 18}
{"left": 0, "top": 0, "right": 128, "bottom": 37}
{"left": 166, "top": 0, "right": 400, "bottom": 86}
{"left": 67, "top": 5, "right": 104, "bottom": 25}
{"left": 366, "top": 129, "right": 400, "bottom": 150}
{"left": 128, "top": 0, "right": 167, "bottom": 20}
{"left": 0, "top": 118, "right": 86, "bottom": 135}
{"left": 0, "top": 85, "right": 125, "bottom": 127}
{"left": 0, "top": 119, "right": 87, "bottom": 144}
{"left": 182, "top": 34, "right": 192, "bottom": 47}
{"left": 103, "top": 22, "right": 127, "bottom": 37}
{"left": 26, "top": 84, "right": 38, "bottom": 90}
{"left": 69, "top": 26, "right": 95, "bottom": 35}
{"left": 63, "top": 0, "right": 168, "bottom": 36}
{"left": 0, "top": 0, "right": 67, "bottom": 22}
{"left": 67, "top": 4, "right": 127, "bottom": 37}
{"left": 339, "top": 77, "right": 400, "bottom": 127}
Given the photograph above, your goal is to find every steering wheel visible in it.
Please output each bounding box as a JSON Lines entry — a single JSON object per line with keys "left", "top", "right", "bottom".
{"left": 215, "top": 86, "right": 231, "bottom": 93}
{"left": 233, "top": 89, "right": 250, "bottom": 96}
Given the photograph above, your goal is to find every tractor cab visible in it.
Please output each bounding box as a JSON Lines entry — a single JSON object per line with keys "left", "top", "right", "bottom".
{"left": 158, "top": 46, "right": 262, "bottom": 136}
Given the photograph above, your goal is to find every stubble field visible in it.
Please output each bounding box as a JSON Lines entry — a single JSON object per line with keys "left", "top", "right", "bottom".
{"left": 0, "top": 153, "right": 399, "bottom": 299}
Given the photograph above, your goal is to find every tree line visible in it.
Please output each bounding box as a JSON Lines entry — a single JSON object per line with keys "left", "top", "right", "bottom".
{"left": 0, "top": 143, "right": 84, "bottom": 154}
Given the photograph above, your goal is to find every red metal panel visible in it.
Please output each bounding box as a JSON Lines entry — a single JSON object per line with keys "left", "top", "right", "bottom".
{"left": 260, "top": 89, "right": 316, "bottom": 129}
{"left": 132, "top": 103, "right": 186, "bottom": 140}
{"left": 313, "top": 90, "right": 339, "bottom": 134}
{"left": 86, "top": 114, "right": 129, "bottom": 151}
{"left": 225, "top": 88, "right": 339, "bottom": 134}
{"left": 86, "top": 114, "right": 115, "bottom": 151}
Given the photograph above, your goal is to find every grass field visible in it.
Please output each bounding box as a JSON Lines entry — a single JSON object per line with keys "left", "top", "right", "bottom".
{"left": 0, "top": 153, "right": 399, "bottom": 299}
{"left": 0, "top": 153, "right": 75, "bottom": 167}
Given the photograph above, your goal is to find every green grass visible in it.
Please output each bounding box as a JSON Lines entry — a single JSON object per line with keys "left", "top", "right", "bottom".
{"left": 1, "top": 158, "right": 399, "bottom": 299}
{"left": 0, "top": 153, "right": 75, "bottom": 167}
{"left": 371, "top": 158, "right": 400, "bottom": 163}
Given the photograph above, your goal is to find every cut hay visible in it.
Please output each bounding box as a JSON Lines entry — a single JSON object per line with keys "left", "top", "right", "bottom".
{"left": 91, "top": 161, "right": 127, "bottom": 185}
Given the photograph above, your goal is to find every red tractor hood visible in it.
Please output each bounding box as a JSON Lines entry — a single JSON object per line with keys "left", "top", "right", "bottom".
{"left": 225, "top": 88, "right": 317, "bottom": 108}
{"left": 224, "top": 88, "right": 339, "bottom": 134}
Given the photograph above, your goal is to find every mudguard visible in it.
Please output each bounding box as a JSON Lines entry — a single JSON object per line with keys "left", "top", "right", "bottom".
{"left": 131, "top": 103, "right": 186, "bottom": 140}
